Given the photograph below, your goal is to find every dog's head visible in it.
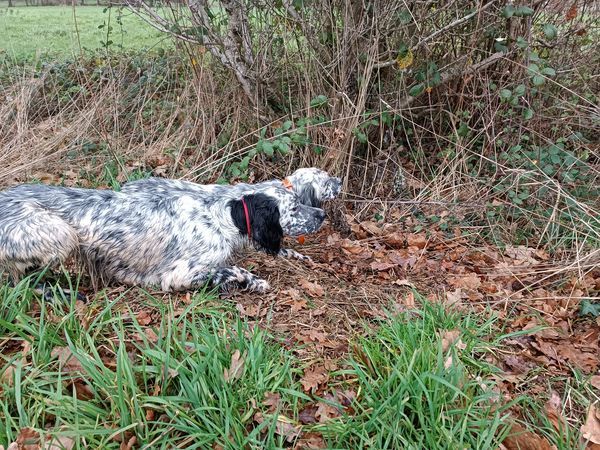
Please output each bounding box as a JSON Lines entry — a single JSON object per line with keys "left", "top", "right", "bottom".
{"left": 284, "top": 168, "right": 342, "bottom": 208}
{"left": 229, "top": 187, "right": 326, "bottom": 254}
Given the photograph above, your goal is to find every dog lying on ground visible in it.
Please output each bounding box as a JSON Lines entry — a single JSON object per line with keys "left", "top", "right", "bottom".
{"left": 120, "top": 167, "right": 342, "bottom": 261}
{"left": 0, "top": 183, "right": 325, "bottom": 293}
{"left": 0, "top": 168, "right": 341, "bottom": 292}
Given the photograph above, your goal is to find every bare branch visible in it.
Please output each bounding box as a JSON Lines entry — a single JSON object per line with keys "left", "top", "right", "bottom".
{"left": 374, "top": 0, "right": 500, "bottom": 69}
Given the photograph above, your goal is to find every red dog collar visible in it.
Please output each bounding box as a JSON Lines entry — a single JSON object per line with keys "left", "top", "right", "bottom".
{"left": 241, "top": 197, "right": 251, "bottom": 239}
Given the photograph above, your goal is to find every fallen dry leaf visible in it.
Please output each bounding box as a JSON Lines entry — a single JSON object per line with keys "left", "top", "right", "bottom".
{"left": 295, "top": 432, "right": 327, "bottom": 449}
{"left": 71, "top": 380, "right": 94, "bottom": 401}
{"left": 388, "top": 252, "right": 416, "bottom": 269}
{"left": 236, "top": 303, "right": 262, "bottom": 318}
{"left": 360, "top": 221, "right": 382, "bottom": 236}
{"left": 291, "top": 299, "right": 308, "bottom": 314}
{"left": 445, "top": 289, "right": 464, "bottom": 307}
{"left": 393, "top": 279, "right": 415, "bottom": 288}
{"left": 581, "top": 404, "right": 600, "bottom": 445}
{"left": 340, "top": 240, "right": 365, "bottom": 254}
{"left": 299, "top": 279, "right": 325, "bottom": 298}
{"left": 444, "top": 355, "right": 454, "bottom": 370}
{"left": 406, "top": 233, "right": 427, "bottom": 249}
{"left": 544, "top": 391, "right": 566, "bottom": 432}
{"left": 505, "top": 246, "right": 540, "bottom": 265}
{"left": 315, "top": 401, "right": 340, "bottom": 422}
{"left": 44, "top": 436, "right": 76, "bottom": 450}
{"left": 383, "top": 232, "right": 404, "bottom": 248}
{"left": 502, "top": 422, "right": 556, "bottom": 450}
{"left": 223, "top": 350, "right": 246, "bottom": 383}
{"left": 119, "top": 435, "right": 137, "bottom": 450}
{"left": 450, "top": 273, "right": 482, "bottom": 290}
{"left": 254, "top": 412, "right": 300, "bottom": 443}
{"left": 590, "top": 376, "right": 600, "bottom": 390}
{"left": 52, "top": 347, "right": 84, "bottom": 374}
{"left": 263, "top": 392, "right": 282, "bottom": 413}
{"left": 441, "top": 330, "right": 465, "bottom": 352}
{"left": 566, "top": 2, "right": 577, "bottom": 20}
{"left": 136, "top": 311, "right": 152, "bottom": 326}
{"left": 370, "top": 261, "right": 396, "bottom": 272}
{"left": 295, "top": 329, "right": 329, "bottom": 345}
{"left": 16, "top": 427, "right": 41, "bottom": 450}
{"left": 298, "top": 405, "right": 318, "bottom": 424}
{"left": 1, "top": 364, "right": 16, "bottom": 388}
{"left": 300, "top": 365, "right": 329, "bottom": 393}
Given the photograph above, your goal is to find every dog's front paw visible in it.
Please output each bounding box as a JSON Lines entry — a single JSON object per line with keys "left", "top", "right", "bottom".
{"left": 249, "top": 278, "right": 270, "bottom": 293}
{"left": 280, "top": 248, "right": 313, "bottom": 263}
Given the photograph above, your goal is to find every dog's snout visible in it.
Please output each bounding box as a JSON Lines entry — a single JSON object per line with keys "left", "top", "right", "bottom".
{"left": 330, "top": 177, "right": 342, "bottom": 195}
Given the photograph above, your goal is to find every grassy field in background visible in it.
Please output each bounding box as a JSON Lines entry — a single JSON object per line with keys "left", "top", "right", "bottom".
{"left": 0, "top": 5, "right": 169, "bottom": 61}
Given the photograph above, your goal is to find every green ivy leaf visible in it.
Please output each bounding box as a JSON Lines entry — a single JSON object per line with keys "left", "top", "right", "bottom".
{"left": 409, "top": 83, "right": 425, "bottom": 97}
{"left": 532, "top": 75, "right": 545, "bottom": 86}
{"left": 262, "top": 141, "right": 274, "bottom": 156}
{"left": 239, "top": 156, "right": 250, "bottom": 170}
{"left": 283, "top": 120, "right": 293, "bottom": 131}
{"left": 353, "top": 129, "right": 368, "bottom": 143}
{"left": 542, "top": 164, "right": 555, "bottom": 175}
{"left": 230, "top": 165, "right": 241, "bottom": 177}
{"left": 523, "top": 108, "right": 534, "bottom": 120}
{"left": 499, "top": 88, "right": 512, "bottom": 100}
{"left": 502, "top": 5, "right": 515, "bottom": 18}
{"left": 514, "top": 6, "right": 534, "bottom": 16}
{"left": 527, "top": 63, "right": 540, "bottom": 75}
{"left": 543, "top": 23, "right": 558, "bottom": 40}
{"left": 309, "top": 95, "right": 328, "bottom": 108}
{"left": 514, "top": 84, "right": 526, "bottom": 96}
{"left": 516, "top": 37, "right": 529, "bottom": 49}
{"left": 278, "top": 141, "right": 290, "bottom": 154}
{"left": 580, "top": 300, "right": 600, "bottom": 317}
{"left": 541, "top": 67, "right": 556, "bottom": 77}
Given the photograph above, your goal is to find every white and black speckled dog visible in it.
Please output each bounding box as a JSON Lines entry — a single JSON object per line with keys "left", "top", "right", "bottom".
{"left": 0, "top": 181, "right": 327, "bottom": 293}
{"left": 121, "top": 167, "right": 342, "bottom": 260}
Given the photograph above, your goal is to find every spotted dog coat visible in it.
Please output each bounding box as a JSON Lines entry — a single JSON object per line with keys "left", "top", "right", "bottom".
{"left": 121, "top": 168, "right": 342, "bottom": 261}
{"left": 0, "top": 183, "right": 325, "bottom": 293}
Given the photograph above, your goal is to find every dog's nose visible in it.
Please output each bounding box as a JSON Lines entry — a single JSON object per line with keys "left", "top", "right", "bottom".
{"left": 333, "top": 178, "right": 342, "bottom": 192}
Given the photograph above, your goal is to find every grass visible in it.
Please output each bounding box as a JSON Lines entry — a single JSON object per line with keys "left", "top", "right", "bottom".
{"left": 0, "top": 5, "right": 169, "bottom": 62}
{"left": 0, "top": 276, "right": 308, "bottom": 448}
{"left": 3, "top": 277, "right": 586, "bottom": 448}
{"left": 320, "top": 303, "right": 515, "bottom": 449}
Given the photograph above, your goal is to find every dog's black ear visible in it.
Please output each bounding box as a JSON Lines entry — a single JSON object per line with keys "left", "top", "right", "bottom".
{"left": 229, "top": 194, "right": 282, "bottom": 255}
{"left": 296, "top": 185, "right": 320, "bottom": 208}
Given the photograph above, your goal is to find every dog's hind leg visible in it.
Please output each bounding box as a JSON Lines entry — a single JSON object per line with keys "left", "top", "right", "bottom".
{"left": 33, "top": 282, "right": 88, "bottom": 303}
{"left": 0, "top": 201, "right": 79, "bottom": 284}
